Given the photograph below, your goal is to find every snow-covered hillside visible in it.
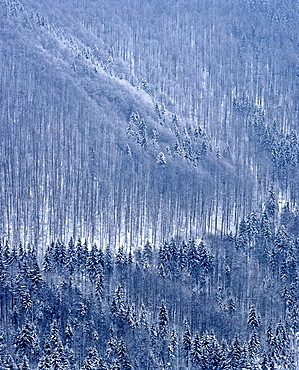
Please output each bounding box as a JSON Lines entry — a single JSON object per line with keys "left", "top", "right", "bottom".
{"left": 1, "top": 0, "right": 299, "bottom": 369}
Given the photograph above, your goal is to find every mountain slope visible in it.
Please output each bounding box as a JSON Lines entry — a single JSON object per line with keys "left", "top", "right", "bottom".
{"left": 0, "top": 0, "right": 258, "bottom": 247}
{"left": 1, "top": 1, "right": 299, "bottom": 370}
{"left": 1, "top": 0, "right": 299, "bottom": 250}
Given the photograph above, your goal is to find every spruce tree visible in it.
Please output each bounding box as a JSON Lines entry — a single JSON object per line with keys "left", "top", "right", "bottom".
{"left": 117, "top": 340, "right": 131, "bottom": 370}
{"left": 182, "top": 320, "right": 192, "bottom": 366}
{"left": 230, "top": 335, "right": 242, "bottom": 369}
{"left": 15, "top": 319, "right": 40, "bottom": 363}
{"left": 82, "top": 347, "right": 106, "bottom": 370}
{"left": 248, "top": 331, "right": 260, "bottom": 361}
{"left": 52, "top": 340, "right": 70, "bottom": 370}
{"left": 87, "top": 243, "right": 100, "bottom": 282}
{"left": 37, "top": 341, "right": 52, "bottom": 370}
{"left": 191, "top": 333, "right": 201, "bottom": 367}
{"left": 158, "top": 303, "right": 168, "bottom": 339}
{"left": 247, "top": 306, "right": 260, "bottom": 332}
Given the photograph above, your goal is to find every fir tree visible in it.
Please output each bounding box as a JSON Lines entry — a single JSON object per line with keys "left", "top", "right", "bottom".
{"left": 106, "top": 325, "right": 117, "bottom": 361}
{"left": 182, "top": 320, "right": 192, "bottom": 366}
{"left": 52, "top": 340, "right": 70, "bottom": 370}
{"left": 104, "top": 246, "right": 113, "bottom": 278}
{"left": 43, "top": 246, "right": 53, "bottom": 273}
{"left": 158, "top": 303, "right": 168, "bottom": 339}
{"left": 265, "top": 185, "right": 277, "bottom": 218}
{"left": 168, "top": 330, "right": 177, "bottom": 365}
{"left": 14, "top": 319, "right": 40, "bottom": 363}
{"left": 228, "top": 297, "right": 236, "bottom": 315}
{"left": 248, "top": 331, "right": 260, "bottom": 360}
{"left": 247, "top": 306, "right": 261, "bottom": 332}
{"left": 230, "top": 335, "right": 242, "bottom": 369}
{"left": 87, "top": 243, "right": 100, "bottom": 282}
{"left": 191, "top": 333, "right": 201, "bottom": 367}
{"left": 37, "top": 341, "right": 52, "bottom": 370}
{"left": 111, "top": 286, "right": 128, "bottom": 333}
{"left": 143, "top": 240, "right": 153, "bottom": 268}
{"left": 82, "top": 347, "right": 106, "bottom": 370}
{"left": 117, "top": 340, "right": 131, "bottom": 370}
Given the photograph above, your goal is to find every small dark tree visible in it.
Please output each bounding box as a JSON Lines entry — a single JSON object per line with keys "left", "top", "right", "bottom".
{"left": 182, "top": 320, "right": 192, "bottom": 366}
{"left": 247, "top": 306, "right": 261, "bottom": 332}
{"left": 82, "top": 347, "right": 106, "bottom": 370}
{"left": 158, "top": 303, "right": 168, "bottom": 339}
{"left": 37, "top": 341, "right": 52, "bottom": 370}
{"left": 117, "top": 340, "right": 131, "bottom": 370}
{"left": 14, "top": 319, "right": 40, "bottom": 364}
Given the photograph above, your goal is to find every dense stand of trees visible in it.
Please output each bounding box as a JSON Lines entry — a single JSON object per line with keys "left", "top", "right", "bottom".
{"left": 0, "top": 201, "right": 299, "bottom": 369}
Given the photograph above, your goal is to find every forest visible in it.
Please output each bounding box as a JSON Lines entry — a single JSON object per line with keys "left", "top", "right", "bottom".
{"left": 0, "top": 204, "right": 299, "bottom": 369}
{"left": 1, "top": 0, "right": 299, "bottom": 368}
